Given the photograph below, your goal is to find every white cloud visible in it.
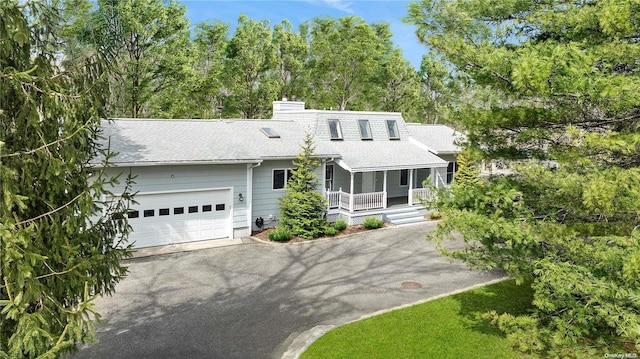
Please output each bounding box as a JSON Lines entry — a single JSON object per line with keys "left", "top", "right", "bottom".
{"left": 304, "top": 0, "right": 354, "bottom": 14}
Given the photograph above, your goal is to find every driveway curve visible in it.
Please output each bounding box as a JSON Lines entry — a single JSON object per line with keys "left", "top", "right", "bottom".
{"left": 77, "top": 222, "right": 504, "bottom": 359}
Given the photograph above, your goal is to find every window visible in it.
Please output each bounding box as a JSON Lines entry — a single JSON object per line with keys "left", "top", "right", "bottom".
{"left": 216, "top": 204, "right": 225, "bottom": 211}
{"left": 174, "top": 207, "right": 184, "bottom": 215}
{"left": 273, "top": 169, "right": 286, "bottom": 190}
{"left": 143, "top": 209, "right": 155, "bottom": 217}
{"left": 159, "top": 208, "right": 170, "bottom": 216}
{"left": 273, "top": 168, "right": 295, "bottom": 190}
{"left": 400, "top": 169, "right": 409, "bottom": 186}
{"left": 386, "top": 120, "right": 400, "bottom": 140}
{"left": 202, "top": 205, "right": 212, "bottom": 212}
{"left": 188, "top": 206, "right": 198, "bottom": 213}
{"left": 447, "top": 162, "right": 457, "bottom": 184}
{"left": 358, "top": 120, "right": 372, "bottom": 140}
{"left": 127, "top": 210, "right": 139, "bottom": 219}
{"left": 328, "top": 119, "right": 343, "bottom": 140}
{"left": 325, "top": 164, "right": 334, "bottom": 190}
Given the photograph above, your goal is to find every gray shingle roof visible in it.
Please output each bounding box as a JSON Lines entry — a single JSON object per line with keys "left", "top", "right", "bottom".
{"left": 406, "top": 124, "right": 463, "bottom": 154}
{"left": 98, "top": 118, "right": 339, "bottom": 166}
{"left": 98, "top": 111, "right": 460, "bottom": 170}
{"left": 330, "top": 140, "right": 447, "bottom": 171}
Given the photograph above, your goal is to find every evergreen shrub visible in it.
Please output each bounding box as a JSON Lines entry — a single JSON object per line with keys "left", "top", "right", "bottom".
{"left": 324, "top": 226, "right": 338, "bottom": 236}
{"left": 268, "top": 226, "right": 292, "bottom": 242}
{"left": 363, "top": 217, "right": 383, "bottom": 229}
{"left": 333, "top": 219, "right": 348, "bottom": 231}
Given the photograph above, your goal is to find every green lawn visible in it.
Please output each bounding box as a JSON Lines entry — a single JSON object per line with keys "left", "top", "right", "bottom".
{"left": 301, "top": 279, "right": 536, "bottom": 359}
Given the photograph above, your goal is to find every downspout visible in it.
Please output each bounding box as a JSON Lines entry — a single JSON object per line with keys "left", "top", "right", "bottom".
{"left": 247, "top": 161, "right": 262, "bottom": 230}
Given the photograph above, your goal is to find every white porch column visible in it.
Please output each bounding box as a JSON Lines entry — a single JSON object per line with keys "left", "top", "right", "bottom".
{"left": 349, "top": 172, "right": 355, "bottom": 212}
{"left": 383, "top": 170, "right": 388, "bottom": 208}
{"left": 408, "top": 168, "right": 414, "bottom": 205}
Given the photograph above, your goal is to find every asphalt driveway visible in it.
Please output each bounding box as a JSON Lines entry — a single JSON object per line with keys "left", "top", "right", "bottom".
{"left": 76, "top": 222, "right": 504, "bottom": 359}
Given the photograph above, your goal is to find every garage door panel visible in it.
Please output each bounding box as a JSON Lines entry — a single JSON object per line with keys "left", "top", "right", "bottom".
{"left": 127, "top": 189, "right": 231, "bottom": 248}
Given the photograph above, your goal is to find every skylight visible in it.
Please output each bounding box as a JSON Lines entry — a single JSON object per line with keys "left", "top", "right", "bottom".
{"left": 328, "top": 119, "right": 343, "bottom": 140}
{"left": 358, "top": 120, "right": 372, "bottom": 140}
{"left": 386, "top": 120, "right": 400, "bottom": 140}
{"left": 260, "top": 127, "right": 280, "bottom": 138}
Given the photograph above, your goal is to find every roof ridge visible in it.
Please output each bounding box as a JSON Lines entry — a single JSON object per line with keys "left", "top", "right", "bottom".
{"left": 105, "top": 118, "right": 297, "bottom": 123}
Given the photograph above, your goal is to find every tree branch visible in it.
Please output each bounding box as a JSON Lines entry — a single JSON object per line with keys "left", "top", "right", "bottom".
{"left": 16, "top": 192, "right": 84, "bottom": 226}
{"left": 1, "top": 119, "right": 91, "bottom": 158}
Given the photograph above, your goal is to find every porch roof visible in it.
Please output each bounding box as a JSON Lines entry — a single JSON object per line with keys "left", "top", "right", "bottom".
{"left": 330, "top": 141, "right": 448, "bottom": 172}
{"left": 406, "top": 124, "right": 463, "bottom": 154}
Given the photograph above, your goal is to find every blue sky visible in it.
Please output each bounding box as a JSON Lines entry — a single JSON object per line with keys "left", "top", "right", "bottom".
{"left": 181, "top": 0, "right": 427, "bottom": 68}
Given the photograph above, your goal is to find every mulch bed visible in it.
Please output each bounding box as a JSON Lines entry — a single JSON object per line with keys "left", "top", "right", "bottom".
{"left": 251, "top": 223, "right": 390, "bottom": 243}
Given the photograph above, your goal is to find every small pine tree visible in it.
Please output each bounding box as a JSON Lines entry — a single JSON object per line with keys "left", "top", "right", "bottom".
{"left": 452, "top": 149, "right": 480, "bottom": 190}
{"left": 278, "top": 132, "right": 327, "bottom": 239}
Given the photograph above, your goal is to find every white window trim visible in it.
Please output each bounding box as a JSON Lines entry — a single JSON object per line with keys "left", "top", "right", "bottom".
{"left": 272, "top": 168, "right": 294, "bottom": 191}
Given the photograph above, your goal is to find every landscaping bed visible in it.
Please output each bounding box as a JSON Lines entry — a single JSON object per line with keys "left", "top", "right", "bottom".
{"left": 251, "top": 222, "right": 389, "bottom": 243}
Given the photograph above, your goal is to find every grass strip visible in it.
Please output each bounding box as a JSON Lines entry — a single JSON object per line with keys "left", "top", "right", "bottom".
{"left": 301, "top": 279, "right": 536, "bottom": 359}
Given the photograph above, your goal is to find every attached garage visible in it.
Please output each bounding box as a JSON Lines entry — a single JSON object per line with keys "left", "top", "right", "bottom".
{"left": 126, "top": 188, "right": 232, "bottom": 248}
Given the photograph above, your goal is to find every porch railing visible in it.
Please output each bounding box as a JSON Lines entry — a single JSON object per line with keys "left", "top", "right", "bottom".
{"left": 412, "top": 188, "right": 437, "bottom": 205}
{"left": 327, "top": 191, "right": 341, "bottom": 209}
{"left": 353, "top": 192, "right": 384, "bottom": 211}
{"left": 326, "top": 190, "right": 385, "bottom": 211}
{"left": 340, "top": 191, "right": 350, "bottom": 209}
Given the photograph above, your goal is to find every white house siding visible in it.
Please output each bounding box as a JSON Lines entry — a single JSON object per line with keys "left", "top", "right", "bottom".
{"left": 104, "top": 164, "right": 249, "bottom": 236}
{"left": 252, "top": 159, "right": 293, "bottom": 230}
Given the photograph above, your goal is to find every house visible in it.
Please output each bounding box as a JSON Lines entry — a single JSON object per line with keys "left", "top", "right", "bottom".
{"left": 97, "top": 99, "right": 462, "bottom": 248}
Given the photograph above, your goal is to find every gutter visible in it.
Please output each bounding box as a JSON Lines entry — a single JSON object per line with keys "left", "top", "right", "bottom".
{"left": 89, "top": 159, "right": 260, "bottom": 169}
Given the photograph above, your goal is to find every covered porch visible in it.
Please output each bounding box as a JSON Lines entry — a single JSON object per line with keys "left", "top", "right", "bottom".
{"left": 324, "top": 166, "right": 440, "bottom": 213}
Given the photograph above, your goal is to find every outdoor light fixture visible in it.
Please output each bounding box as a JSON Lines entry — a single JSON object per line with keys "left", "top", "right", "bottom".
{"left": 239, "top": 193, "right": 244, "bottom": 202}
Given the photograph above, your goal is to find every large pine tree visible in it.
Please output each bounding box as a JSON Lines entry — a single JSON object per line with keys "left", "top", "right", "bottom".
{"left": 1, "top": 1, "right": 133, "bottom": 357}
{"left": 407, "top": 0, "right": 640, "bottom": 356}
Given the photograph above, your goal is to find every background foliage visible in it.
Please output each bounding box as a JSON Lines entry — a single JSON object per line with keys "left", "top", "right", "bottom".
{"left": 59, "top": 0, "right": 461, "bottom": 123}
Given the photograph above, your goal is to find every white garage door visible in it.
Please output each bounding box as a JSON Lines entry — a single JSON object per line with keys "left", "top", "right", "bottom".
{"left": 126, "top": 189, "right": 231, "bottom": 248}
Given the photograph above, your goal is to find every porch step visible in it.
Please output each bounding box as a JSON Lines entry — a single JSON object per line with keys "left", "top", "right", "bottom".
{"left": 384, "top": 207, "right": 426, "bottom": 225}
